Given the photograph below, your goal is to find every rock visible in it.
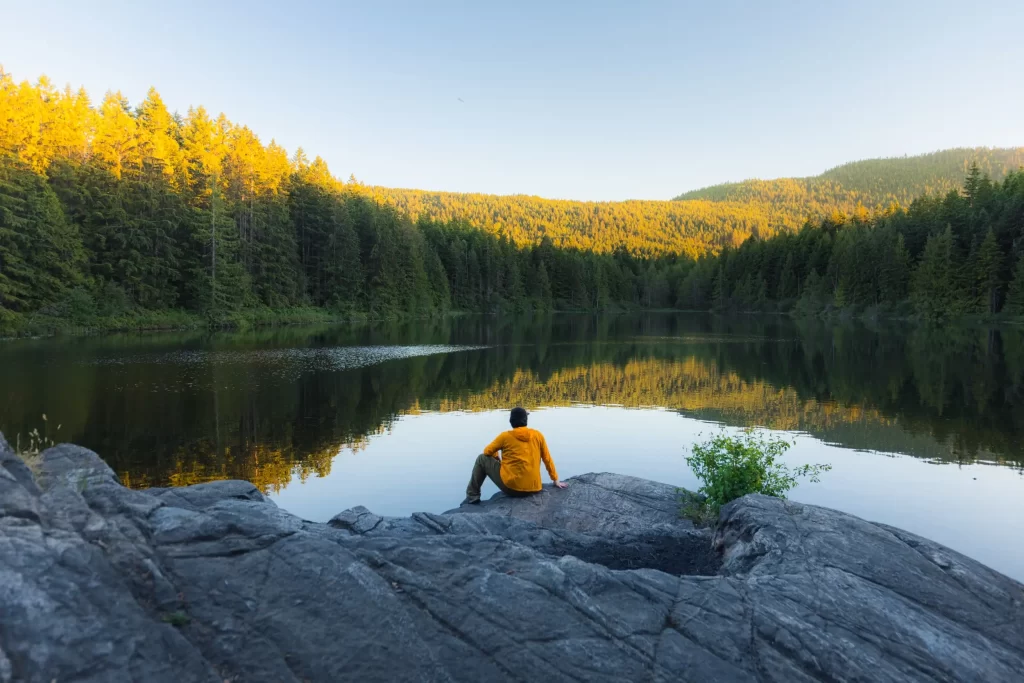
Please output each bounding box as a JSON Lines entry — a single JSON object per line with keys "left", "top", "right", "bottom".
{"left": 148, "top": 479, "right": 270, "bottom": 511}
{"left": 0, "top": 441, "right": 216, "bottom": 683}
{"left": 328, "top": 505, "right": 384, "bottom": 533}
{"left": 445, "top": 472, "right": 692, "bottom": 534}
{"left": 1, "top": 434, "right": 1022, "bottom": 682}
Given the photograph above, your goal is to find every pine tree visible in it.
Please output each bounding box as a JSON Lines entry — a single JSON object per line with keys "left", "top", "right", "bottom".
{"left": 466, "top": 248, "right": 482, "bottom": 310}
{"left": 970, "top": 229, "right": 1002, "bottom": 314}
{"left": 963, "top": 161, "right": 982, "bottom": 206}
{"left": 324, "top": 206, "right": 362, "bottom": 311}
{"left": 445, "top": 238, "right": 468, "bottom": 309}
{"left": 425, "top": 249, "right": 451, "bottom": 312}
{"left": 93, "top": 92, "right": 141, "bottom": 180}
{"left": 777, "top": 252, "right": 797, "bottom": 300}
{"left": 503, "top": 256, "right": 525, "bottom": 310}
{"left": 711, "top": 266, "right": 727, "bottom": 311}
{"left": 0, "top": 156, "right": 84, "bottom": 313}
{"left": 569, "top": 258, "right": 589, "bottom": 309}
{"left": 878, "top": 233, "right": 911, "bottom": 303}
{"left": 1003, "top": 254, "right": 1024, "bottom": 315}
{"left": 532, "top": 261, "right": 552, "bottom": 309}
{"left": 796, "top": 270, "right": 825, "bottom": 314}
{"left": 911, "top": 226, "right": 966, "bottom": 320}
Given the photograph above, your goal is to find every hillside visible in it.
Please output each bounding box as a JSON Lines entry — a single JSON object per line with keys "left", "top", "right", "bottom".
{"left": 371, "top": 188, "right": 788, "bottom": 257}
{"left": 675, "top": 147, "right": 1024, "bottom": 208}
{"left": 373, "top": 148, "right": 1022, "bottom": 258}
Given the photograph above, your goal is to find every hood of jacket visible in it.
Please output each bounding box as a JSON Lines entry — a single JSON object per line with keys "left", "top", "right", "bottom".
{"left": 511, "top": 426, "right": 532, "bottom": 441}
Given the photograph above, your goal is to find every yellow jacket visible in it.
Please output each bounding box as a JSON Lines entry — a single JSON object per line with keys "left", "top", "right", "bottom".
{"left": 483, "top": 426, "right": 559, "bottom": 492}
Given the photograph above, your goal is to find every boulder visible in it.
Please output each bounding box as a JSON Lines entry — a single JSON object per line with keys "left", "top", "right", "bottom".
{"left": 0, "top": 435, "right": 1021, "bottom": 682}
{"left": 445, "top": 472, "right": 690, "bottom": 533}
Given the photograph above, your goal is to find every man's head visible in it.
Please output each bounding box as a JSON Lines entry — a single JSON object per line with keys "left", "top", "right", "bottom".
{"left": 510, "top": 407, "right": 529, "bottom": 428}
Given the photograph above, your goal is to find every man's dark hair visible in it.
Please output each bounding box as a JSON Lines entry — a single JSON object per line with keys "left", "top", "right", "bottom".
{"left": 510, "top": 407, "right": 529, "bottom": 428}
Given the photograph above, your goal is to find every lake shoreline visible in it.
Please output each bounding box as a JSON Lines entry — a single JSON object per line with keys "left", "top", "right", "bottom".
{"left": 6, "top": 303, "right": 1024, "bottom": 341}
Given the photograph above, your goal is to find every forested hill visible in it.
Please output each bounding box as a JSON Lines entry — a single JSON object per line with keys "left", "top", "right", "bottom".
{"left": 675, "top": 147, "right": 1024, "bottom": 210}
{"left": 371, "top": 188, "right": 780, "bottom": 257}
{"left": 366, "top": 148, "right": 1023, "bottom": 258}
{"left": 3, "top": 68, "right": 1024, "bottom": 330}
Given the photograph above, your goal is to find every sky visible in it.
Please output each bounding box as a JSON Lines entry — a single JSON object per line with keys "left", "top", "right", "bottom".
{"left": 2, "top": 0, "right": 1022, "bottom": 201}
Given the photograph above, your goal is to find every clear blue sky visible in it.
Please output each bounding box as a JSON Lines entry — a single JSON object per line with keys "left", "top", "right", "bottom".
{"left": 3, "top": 0, "right": 1022, "bottom": 200}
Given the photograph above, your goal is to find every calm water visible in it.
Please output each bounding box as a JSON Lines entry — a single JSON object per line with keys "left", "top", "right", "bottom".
{"left": 2, "top": 314, "right": 1023, "bottom": 580}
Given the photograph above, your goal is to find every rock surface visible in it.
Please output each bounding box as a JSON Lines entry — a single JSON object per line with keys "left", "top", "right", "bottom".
{"left": 0, "top": 436, "right": 1022, "bottom": 682}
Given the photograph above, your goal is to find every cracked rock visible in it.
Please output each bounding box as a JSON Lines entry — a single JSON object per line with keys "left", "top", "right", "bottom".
{"left": 0, "top": 435, "right": 1021, "bottom": 682}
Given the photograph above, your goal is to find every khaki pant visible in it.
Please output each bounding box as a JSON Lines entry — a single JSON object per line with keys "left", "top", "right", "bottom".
{"left": 465, "top": 454, "right": 534, "bottom": 502}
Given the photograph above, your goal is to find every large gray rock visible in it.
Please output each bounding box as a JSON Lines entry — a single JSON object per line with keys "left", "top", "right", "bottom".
{"left": 0, "top": 435, "right": 1022, "bottom": 682}
{"left": 445, "top": 472, "right": 689, "bottom": 533}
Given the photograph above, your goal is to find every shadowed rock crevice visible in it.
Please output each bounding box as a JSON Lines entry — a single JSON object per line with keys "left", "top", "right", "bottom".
{"left": 1, "top": 436, "right": 1022, "bottom": 682}
{"left": 548, "top": 530, "right": 721, "bottom": 575}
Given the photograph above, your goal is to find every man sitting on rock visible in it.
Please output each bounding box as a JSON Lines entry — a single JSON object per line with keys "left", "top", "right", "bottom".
{"left": 462, "top": 407, "right": 567, "bottom": 505}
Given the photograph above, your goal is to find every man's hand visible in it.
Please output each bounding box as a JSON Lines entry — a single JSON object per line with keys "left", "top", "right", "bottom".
{"left": 554, "top": 480, "right": 568, "bottom": 489}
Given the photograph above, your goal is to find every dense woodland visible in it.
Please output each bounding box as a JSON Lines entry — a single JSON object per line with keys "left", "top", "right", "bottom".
{"left": 0, "top": 71, "right": 697, "bottom": 327}
{"left": 373, "top": 186, "right": 779, "bottom": 256}
{"left": 683, "top": 165, "right": 1024, "bottom": 319}
{"left": 382, "top": 148, "right": 1024, "bottom": 256}
{"left": 676, "top": 147, "right": 1024, "bottom": 208}
{"left": 1, "top": 69, "right": 1024, "bottom": 329}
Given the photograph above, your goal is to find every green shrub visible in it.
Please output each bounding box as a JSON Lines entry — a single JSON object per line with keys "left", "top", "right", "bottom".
{"left": 684, "top": 430, "right": 831, "bottom": 520}
{"left": 95, "top": 282, "right": 132, "bottom": 317}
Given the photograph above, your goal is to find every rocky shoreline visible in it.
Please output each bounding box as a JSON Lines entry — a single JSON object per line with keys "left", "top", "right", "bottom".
{"left": 1, "top": 434, "right": 1022, "bottom": 682}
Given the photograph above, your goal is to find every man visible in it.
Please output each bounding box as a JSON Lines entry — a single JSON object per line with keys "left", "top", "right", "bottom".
{"left": 462, "top": 407, "right": 567, "bottom": 505}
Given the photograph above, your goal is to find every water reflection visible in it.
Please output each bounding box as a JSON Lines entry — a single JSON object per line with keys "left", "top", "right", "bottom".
{"left": 1, "top": 314, "right": 1023, "bottom": 496}
{"left": 268, "top": 406, "right": 1024, "bottom": 581}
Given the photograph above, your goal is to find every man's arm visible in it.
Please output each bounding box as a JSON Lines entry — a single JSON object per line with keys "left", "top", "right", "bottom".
{"left": 540, "top": 435, "right": 567, "bottom": 488}
{"left": 482, "top": 434, "right": 504, "bottom": 458}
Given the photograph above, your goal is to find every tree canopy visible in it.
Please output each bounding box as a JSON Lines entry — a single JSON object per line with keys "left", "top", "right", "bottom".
{"left": 2, "top": 68, "right": 1023, "bottom": 328}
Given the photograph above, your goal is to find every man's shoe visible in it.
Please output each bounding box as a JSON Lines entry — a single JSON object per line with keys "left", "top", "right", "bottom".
{"left": 460, "top": 496, "right": 481, "bottom": 506}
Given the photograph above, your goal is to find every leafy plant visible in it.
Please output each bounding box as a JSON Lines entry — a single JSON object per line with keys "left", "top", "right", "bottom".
{"left": 684, "top": 430, "right": 831, "bottom": 520}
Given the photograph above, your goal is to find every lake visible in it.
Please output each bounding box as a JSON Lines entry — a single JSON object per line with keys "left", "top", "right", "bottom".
{"left": 2, "top": 313, "right": 1023, "bottom": 580}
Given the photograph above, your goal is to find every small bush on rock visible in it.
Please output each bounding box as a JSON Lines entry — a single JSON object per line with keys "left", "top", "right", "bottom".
{"left": 684, "top": 430, "right": 831, "bottom": 522}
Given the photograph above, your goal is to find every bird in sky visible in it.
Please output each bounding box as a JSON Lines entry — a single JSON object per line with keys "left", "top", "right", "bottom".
{"left": 457, "top": 97, "right": 464, "bottom": 103}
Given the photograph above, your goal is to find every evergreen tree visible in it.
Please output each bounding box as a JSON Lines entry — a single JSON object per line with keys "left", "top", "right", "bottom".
{"left": 963, "top": 161, "right": 982, "bottom": 206}
{"left": 466, "top": 248, "right": 482, "bottom": 310}
{"left": 425, "top": 249, "right": 451, "bottom": 312}
{"left": 503, "top": 256, "right": 525, "bottom": 310}
{"left": 795, "top": 270, "right": 826, "bottom": 314}
{"left": 532, "top": 261, "right": 552, "bottom": 309}
{"left": 878, "top": 233, "right": 911, "bottom": 303}
{"left": 970, "top": 229, "right": 1002, "bottom": 314}
{"left": 1004, "top": 254, "right": 1024, "bottom": 316}
{"left": 0, "top": 157, "right": 84, "bottom": 314}
{"left": 712, "top": 266, "right": 727, "bottom": 311}
{"left": 777, "top": 252, "right": 797, "bottom": 300}
{"left": 911, "top": 226, "right": 965, "bottom": 320}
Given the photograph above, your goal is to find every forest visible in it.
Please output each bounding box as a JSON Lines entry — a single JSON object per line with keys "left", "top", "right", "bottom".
{"left": 2, "top": 68, "right": 1024, "bottom": 330}
{"left": 681, "top": 165, "right": 1024, "bottom": 319}
{"left": 0, "top": 70, "right": 698, "bottom": 330}
{"left": 383, "top": 147, "right": 1024, "bottom": 257}
{"left": 676, "top": 147, "right": 1024, "bottom": 207}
